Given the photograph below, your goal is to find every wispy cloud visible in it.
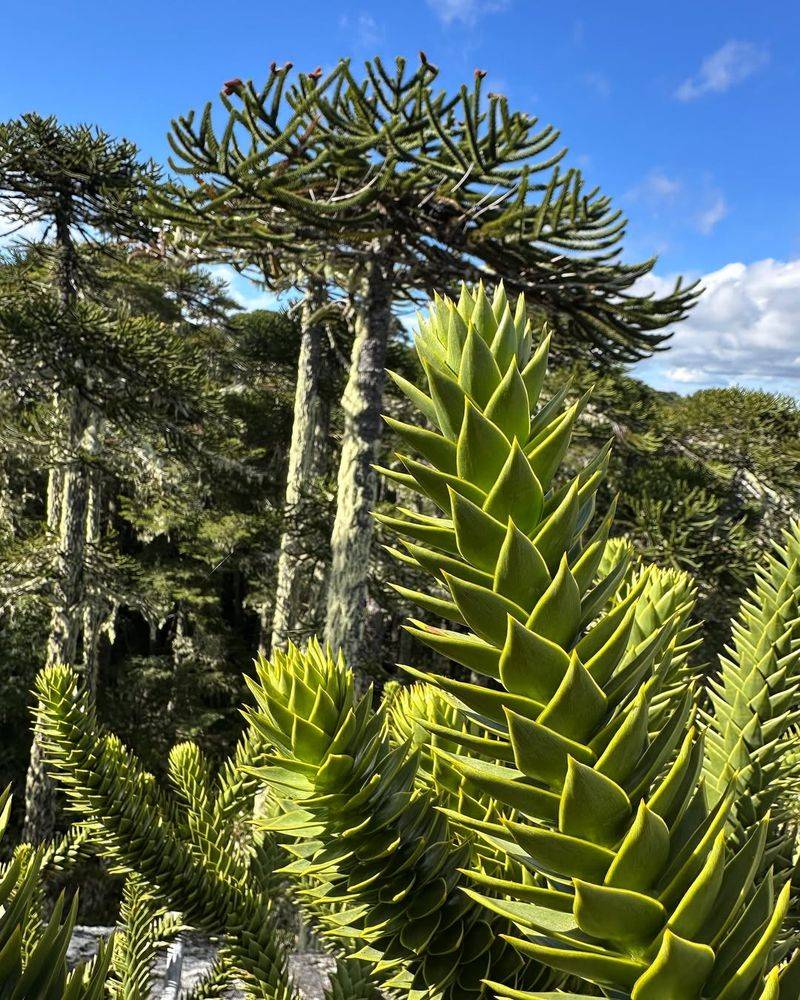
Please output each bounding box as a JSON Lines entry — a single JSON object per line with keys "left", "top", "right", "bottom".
{"left": 426, "top": 0, "right": 510, "bottom": 27}
{"left": 584, "top": 71, "right": 611, "bottom": 99}
{"left": 626, "top": 170, "right": 682, "bottom": 206}
{"left": 675, "top": 40, "right": 769, "bottom": 101}
{"left": 339, "top": 12, "right": 383, "bottom": 49}
{"left": 626, "top": 170, "right": 727, "bottom": 236}
{"left": 635, "top": 259, "right": 800, "bottom": 396}
{"left": 695, "top": 193, "right": 728, "bottom": 235}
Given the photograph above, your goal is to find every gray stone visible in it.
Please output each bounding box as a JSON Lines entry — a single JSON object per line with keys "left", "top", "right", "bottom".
{"left": 68, "top": 926, "right": 335, "bottom": 998}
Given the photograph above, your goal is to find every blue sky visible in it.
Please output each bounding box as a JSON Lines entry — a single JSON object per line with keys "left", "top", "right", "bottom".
{"left": 4, "top": 0, "right": 799, "bottom": 395}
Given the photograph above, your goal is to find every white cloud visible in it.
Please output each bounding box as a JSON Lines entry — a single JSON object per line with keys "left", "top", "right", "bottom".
{"left": 584, "top": 71, "right": 612, "bottom": 99}
{"left": 694, "top": 193, "right": 728, "bottom": 235}
{"left": 662, "top": 366, "right": 707, "bottom": 385}
{"left": 626, "top": 170, "right": 727, "bottom": 236}
{"left": 426, "top": 0, "right": 510, "bottom": 26}
{"left": 634, "top": 259, "right": 800, "bottom": 396}
{"left": 627, "top": 170, "right": 682, "bottom": 206}
{"left": 339, "top": 12, "right": 383, "bottom": 48}
{"left": 675, "top": 40, "right": 769, "bottom": 101}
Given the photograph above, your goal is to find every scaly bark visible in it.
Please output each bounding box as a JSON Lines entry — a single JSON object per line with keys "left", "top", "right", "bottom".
{"left": 324, "top": 244, "right": 394, "bottom": 671}
{"left": 46, "top": 465, "right": 63, "bottom": 531}
{"left": 270, "top": 280, "right": 327, "bottom": 653}
{"left": 24, "top": 199, "right": 91, "bottom": 842}
{"left": 81, "top": 422, "right": 105, "bottom": 699}
{"left": 167, "top": 602, "right": 191, "bottom": 720}
{"left": 24, "top": 390, "right": 90, "bottom": 841}
{"left": 305, "top": 395, "right": 333, "bottom": 633}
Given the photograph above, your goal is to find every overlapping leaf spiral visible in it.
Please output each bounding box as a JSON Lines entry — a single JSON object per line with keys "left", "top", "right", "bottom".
{"left": 377, "top": 284, "right": 795, "bottom": 999}
{"left": 0, "top": 786, "right": 113, "bottom": 998}
{"left": 34, "top": 665, "right": 296, "bottom": 1000}
{"left": 704, "top": 522, "right": 800, "bottom": 834}
{"left": 246, "top": 641, "right": 551, "bottom": 999}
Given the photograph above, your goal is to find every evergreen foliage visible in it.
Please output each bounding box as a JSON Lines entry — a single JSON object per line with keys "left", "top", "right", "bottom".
{"left": 34, "top": 664, "right": 295, "bottom": 998}
{"left": 107, "top": 876, "right": 179, "bottom": 1000}
{"left": 0, "top": 68, "right": 796, "bottom": 1000}
{"left": 0, "top": 785, "right": 113, "bottom": 996}
{"left": 161, "top": 56, "right": 697, "bottom": 363}
{"left": 550, "top": 367, "right": 800, "bottom": 660}
{"left": 25, "top": 286, "right": 800, "bottom": 998}
{"left": 247, "top": 640, "right": 548, "bottom": 998}
{"left": 703, "top": 522, "right": 800, "bottom": 858}
{"left": 374, "top": 284, "right": 797, "bottom": 997}
{"left": 0, "top": 112, "right": 243, "bottom": 840}
{"left": 158, "top": 54, "right": 700, "bottom": 676}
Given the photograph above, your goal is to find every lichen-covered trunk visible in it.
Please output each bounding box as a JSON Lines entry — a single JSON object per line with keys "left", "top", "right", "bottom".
{"left": 270, "top": 283, "right": 327, "bottom": 653}
{"left": 324, "top": 246, "right": 393, "bottom": 672}
{"left": 24, "top": 390, "right": 90, "bottom": 841}
{"left": 81, "top": 428, "right": 106, "bottom": 699}
{"left": 306, "top": 403, "right": 333, "bottom": 635}
{"left": 167, "top": 602, "right": 191, "bottom": 720}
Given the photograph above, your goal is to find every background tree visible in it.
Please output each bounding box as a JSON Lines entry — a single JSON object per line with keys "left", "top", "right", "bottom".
{"left": 0, "top": 262, "right": 317, "bottom": 865}
{"left": 549, "top": 362, "right": 800, "bottom": 660}
{"left": 160, "top": 55, "right": 698, "bottom": 674}
{"left": 155, "top": 63, "right": 348, "bottom": 656}
{"left": 27, "top": 284, "right": 800, "bottom": 998}
{"left": 0, "top": 114, "right": 236, "bottom": 840}
{"left": 0, "top": 114, "right": 154, "bottom": 840}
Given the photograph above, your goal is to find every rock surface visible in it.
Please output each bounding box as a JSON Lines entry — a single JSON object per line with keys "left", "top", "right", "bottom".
{"left": 68, "top": 926, "right": 335, "bottom": 998}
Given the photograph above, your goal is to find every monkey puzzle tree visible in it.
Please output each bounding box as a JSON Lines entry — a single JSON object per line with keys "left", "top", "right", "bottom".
{"left": 0, "top": 114, "right": 156, "bottom": 840}
{"left": 0, "top": 114, "right": 230, "bottom": 840}
{"left": 155, "top": 62, "right": 348, "bottom": 656}
{"left": 30, "top": 285, "right": 800, "bottom": 999}
{"left": 159, "top": 55, "right": 698, "bottom": 675}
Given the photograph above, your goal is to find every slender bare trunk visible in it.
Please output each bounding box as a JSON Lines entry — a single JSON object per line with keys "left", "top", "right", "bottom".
{"left": 305, "top": 394, "right": 332, "bottom": 632}
{"left": 24, "top": 200, "right": 89, "bottom": 842}
{"left": 270, "top": 281, "right": 327, "bottom": 653}
{"left": 324, "top": 243, "right": 394, "bottom": 672}
{"left": 82, "top": 425, "right": 105, "bottom": 699}
{"left": 257, "top": 606, "right": 271, "bottom": 658}
{"left": 81, "top": 600, "right": 105, "bottom": 700}
{"left": 24, "top": 390, "right": 90, "bottom": 841}
{"left": 46, "top": 466, "right": 62, "bottom": 529}
{"left": 167, "top": 603, "right": 190, "bottom": 720}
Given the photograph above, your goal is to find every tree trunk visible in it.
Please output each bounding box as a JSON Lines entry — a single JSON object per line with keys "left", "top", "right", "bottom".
{"left": 305, "top": 395, "right": 332, "bottom": 635}
{"left": 270, "top": 281, "right": 327, "bottom": 653}
{"left": 324, "top": 244, "right": 394, "bottom": 672}
{"left": 46, "top": 466, "right": 63, "bottom": 532}
{"left": 24, "top": 390, "right": 90, "bottom": 841}
{"left": 81, "top": 429, "right": 105, "bottom": 699}
{"left": 167, "top": 602, "right": 191, "bottom": 720}
{"left": 81, "top": 598, "right": 106, "bottom": 699}
{"left": 24, "top": 202, "right": 88, "bottom": 842}
{"left": 257, "top": 605, "right": 271, "bottom": 658}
